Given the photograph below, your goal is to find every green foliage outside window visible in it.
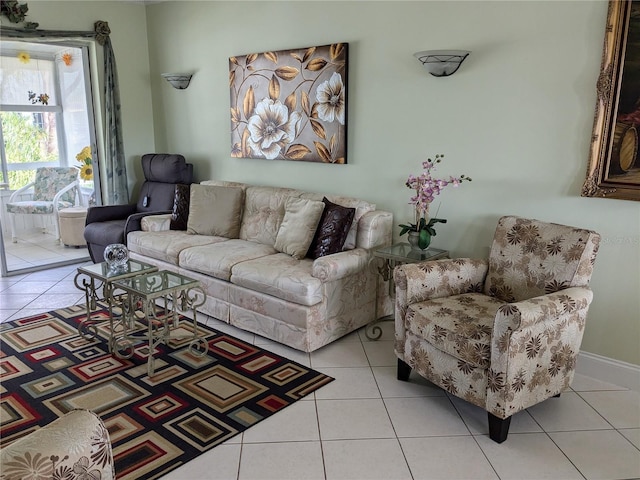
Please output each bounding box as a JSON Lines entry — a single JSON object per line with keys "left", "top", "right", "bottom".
{"left": 0, "top": 111, "right": 55, "bottom": 189}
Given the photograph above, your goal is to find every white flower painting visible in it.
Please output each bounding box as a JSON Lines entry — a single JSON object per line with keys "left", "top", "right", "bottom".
{"left": 230, "top": 43, "right": 348, "bottom": 163}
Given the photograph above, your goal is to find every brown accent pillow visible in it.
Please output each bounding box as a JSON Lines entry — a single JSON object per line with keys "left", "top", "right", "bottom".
{"left": 170, "top": 184, "right": 190, "bottom": 230}
{"left": 307, "top": 197, "right": 356, "bottom": 259}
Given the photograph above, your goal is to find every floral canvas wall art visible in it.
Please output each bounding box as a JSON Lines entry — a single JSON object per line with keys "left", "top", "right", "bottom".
{"left": 230, "top": 43, "right": 348, "bottom": 163}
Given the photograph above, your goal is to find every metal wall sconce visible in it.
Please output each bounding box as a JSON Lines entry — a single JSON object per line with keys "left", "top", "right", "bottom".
{"left": 413, "top": 50, "right": 470, "bottom": 77}
{"left": 161, "top": 73, "right": 193, "bottom": 89}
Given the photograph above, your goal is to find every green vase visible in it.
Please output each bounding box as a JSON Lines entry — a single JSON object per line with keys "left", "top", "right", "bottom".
{"left": 408, "top": 230, "right": 431, "bottom": 250}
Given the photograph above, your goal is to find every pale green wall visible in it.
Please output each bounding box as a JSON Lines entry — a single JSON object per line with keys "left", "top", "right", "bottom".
{"left": 145, "top": 0, "right": 639, "bottom": 365}
{"left": 11, "top": 1, "right": 638, "bottom": 366}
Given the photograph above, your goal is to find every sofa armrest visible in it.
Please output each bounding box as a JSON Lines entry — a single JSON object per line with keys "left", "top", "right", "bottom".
{"left": 312, "top": 248, "right": 370, "bottom": 282}
{"left": 141, "top": 213, "right": 173, "bottom": 232}
{"left": 124, "top": 210, "right": 171, "bottom": 238}
{"left": 85, "top": 204, "right": 137, "bottom": 224}
{"left": 356, "top": 210, "right": 393, "bottom": 250}
{"left": 0, "top": 409, "right": 115, "bottom": 480}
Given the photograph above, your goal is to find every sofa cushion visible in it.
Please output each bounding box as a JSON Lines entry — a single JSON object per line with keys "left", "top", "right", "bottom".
{"left": 170, "top": 184, "right": 190, "bottom": 230}
{"left": 230, "top": 253, "right": 323, "bottom": 306}
{"left": 127, "top": 230, "right": 224, "bottom": 265}
{"left": 179, "top": 239, "right": 277, "bottom": 281}
{"left": 187, "top": 184, "right": 245, "bottom": 237}
{"left": 299, "top": 193, "right": 375, "bottom": 250}
{"left": 201, "top": 179, "right": 249, "bottom": 189}
{"left": 274, "top": 197, "right": 325, "bottom": 260}
{"left": 239, "top": 186, "right": 304, "bottom": 246}
{"left": 307, "top": 197, "right": 355, "bottom": 259}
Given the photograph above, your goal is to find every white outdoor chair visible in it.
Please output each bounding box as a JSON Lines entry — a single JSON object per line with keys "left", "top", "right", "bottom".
{"left": 6, "top": 167, "right": 81, "bottom": 243}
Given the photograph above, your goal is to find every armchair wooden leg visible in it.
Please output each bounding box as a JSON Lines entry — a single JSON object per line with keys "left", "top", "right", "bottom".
{"left": 488, "top": 413, "right": 511, "bottom": 443}
{"left": 397, "top": 359, "right": 411, "bottom": 381}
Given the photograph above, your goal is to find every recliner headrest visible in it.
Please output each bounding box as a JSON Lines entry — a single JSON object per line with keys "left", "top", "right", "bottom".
{"left": 141, "top": 154, "right": 193, "bottom": 184}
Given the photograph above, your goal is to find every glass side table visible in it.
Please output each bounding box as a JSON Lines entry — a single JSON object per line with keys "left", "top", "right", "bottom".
{"left": 111, "top": 270, "right": 208, "bottom": 377}
{"left": 366, "top": 243, "right": 449, "bottom": 340}
{"left": 74, "top": 259, "right": 158, "bottom": 349}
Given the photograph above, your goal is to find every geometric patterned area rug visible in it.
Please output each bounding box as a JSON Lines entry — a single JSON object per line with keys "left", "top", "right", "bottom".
{"left": 0, "top": 303, "right": 333, "bottom": 479}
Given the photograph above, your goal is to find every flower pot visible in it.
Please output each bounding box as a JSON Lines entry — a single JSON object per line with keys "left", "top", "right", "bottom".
{"left": 408, "top": 230, "right": 431, "bottom": 251}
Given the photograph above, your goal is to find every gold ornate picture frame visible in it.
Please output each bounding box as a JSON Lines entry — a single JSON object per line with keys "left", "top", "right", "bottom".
{"left": 229, "top": 43, "right": 348, "bottom": 164}
{"left": 583, "top": 0, "right": 640, "bottom": 201}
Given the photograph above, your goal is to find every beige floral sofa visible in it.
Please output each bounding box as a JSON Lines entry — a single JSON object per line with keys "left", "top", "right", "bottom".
{"left": 394, "top": 215, "right": 600, "bottom": 442}
{"left": 127, "top": 180, "right": 393, "bottom": 352}
{"left": 0, "top": 409, "right": 115, "bottom": 480}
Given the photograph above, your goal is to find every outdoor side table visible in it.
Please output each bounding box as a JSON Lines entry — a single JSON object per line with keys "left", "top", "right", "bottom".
{"left": 111, "top": 270, "right": 209, "bottom": 377}
{"left": 367, "top": 243, "right": 449, "bottom": 340}
{"left": 74, "top": 259, "right": 158, "bottom": 350}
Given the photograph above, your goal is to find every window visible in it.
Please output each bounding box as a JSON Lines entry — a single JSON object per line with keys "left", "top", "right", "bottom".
{"left": 0, "top": 40, "right": 98, "bottom": 203}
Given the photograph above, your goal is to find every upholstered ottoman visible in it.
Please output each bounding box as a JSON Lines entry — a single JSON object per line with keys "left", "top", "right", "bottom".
{"left": 58, "top": 206, "right": 88, "bottom": 246}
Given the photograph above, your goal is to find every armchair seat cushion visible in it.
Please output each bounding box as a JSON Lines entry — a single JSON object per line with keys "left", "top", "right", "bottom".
{"left": 406, "top": 293, "right": 504, "bottom": 368}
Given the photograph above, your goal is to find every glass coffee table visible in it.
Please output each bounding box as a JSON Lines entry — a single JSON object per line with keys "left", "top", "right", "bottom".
{"left": 74, "top": 259, "right": 158, "bottom": 349}
{"left": 111, "top": 270, "right": 209, "bottom": 376}
{"left": 367, "top": 243, "right": 449, "bottom": 340}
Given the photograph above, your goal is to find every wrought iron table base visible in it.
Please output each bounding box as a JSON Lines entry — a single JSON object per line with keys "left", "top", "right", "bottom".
{"left": 113, "top": 286, "right": 208, "bottom": 377}
{"left": 365, "top": 244, "right": 449, "bottom": 341}
{"left": 365, "top": 314, "right": 394, "bottom": 340}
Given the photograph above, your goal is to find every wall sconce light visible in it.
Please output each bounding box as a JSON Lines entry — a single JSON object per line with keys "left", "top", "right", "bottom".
{"left": 413, "top": 50, "right": 470, "bottom": 77}
{"left": 161, "top": 73, "right": 193, "bottom": 89}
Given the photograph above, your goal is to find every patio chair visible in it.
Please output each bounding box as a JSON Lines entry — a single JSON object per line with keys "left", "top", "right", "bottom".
{"left": 5, "top": 167, "right": 81, "bottom": 243}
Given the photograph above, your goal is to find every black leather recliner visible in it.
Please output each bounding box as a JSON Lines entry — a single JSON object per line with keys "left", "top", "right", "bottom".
{"left": 84, "top": 153, "right": 193, "bottom": 263}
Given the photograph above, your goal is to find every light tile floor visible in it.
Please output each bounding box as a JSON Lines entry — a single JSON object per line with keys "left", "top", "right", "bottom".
{"left": 2, "top": 229, "right": 89, "bottom": 271}
{"left": 1, "top": 264, "right": 639, "bottom": 480}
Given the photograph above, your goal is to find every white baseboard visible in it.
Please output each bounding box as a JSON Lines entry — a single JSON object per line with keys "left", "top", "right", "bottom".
{"left": 577, "top": 351, "right": 640, "bottom": 391}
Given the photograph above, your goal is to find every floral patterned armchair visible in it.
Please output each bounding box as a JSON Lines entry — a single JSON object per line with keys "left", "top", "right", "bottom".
{"left": 394, "top": 216, "right": 600, "bottom": 443}
{"left": 0, "top": 409, "right": 114, "bottom": 479}
{"left": 5, "top": 167, "right": 81, "bottom": 243}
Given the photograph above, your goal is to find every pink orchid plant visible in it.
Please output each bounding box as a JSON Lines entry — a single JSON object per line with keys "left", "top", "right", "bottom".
{"left": 399, "top": 154, "right": 471, "bottom": 248}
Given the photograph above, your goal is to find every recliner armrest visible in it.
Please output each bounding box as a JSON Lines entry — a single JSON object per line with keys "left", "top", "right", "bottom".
{"left": 85, "top": 204, "right": 137, "bottom": 224}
